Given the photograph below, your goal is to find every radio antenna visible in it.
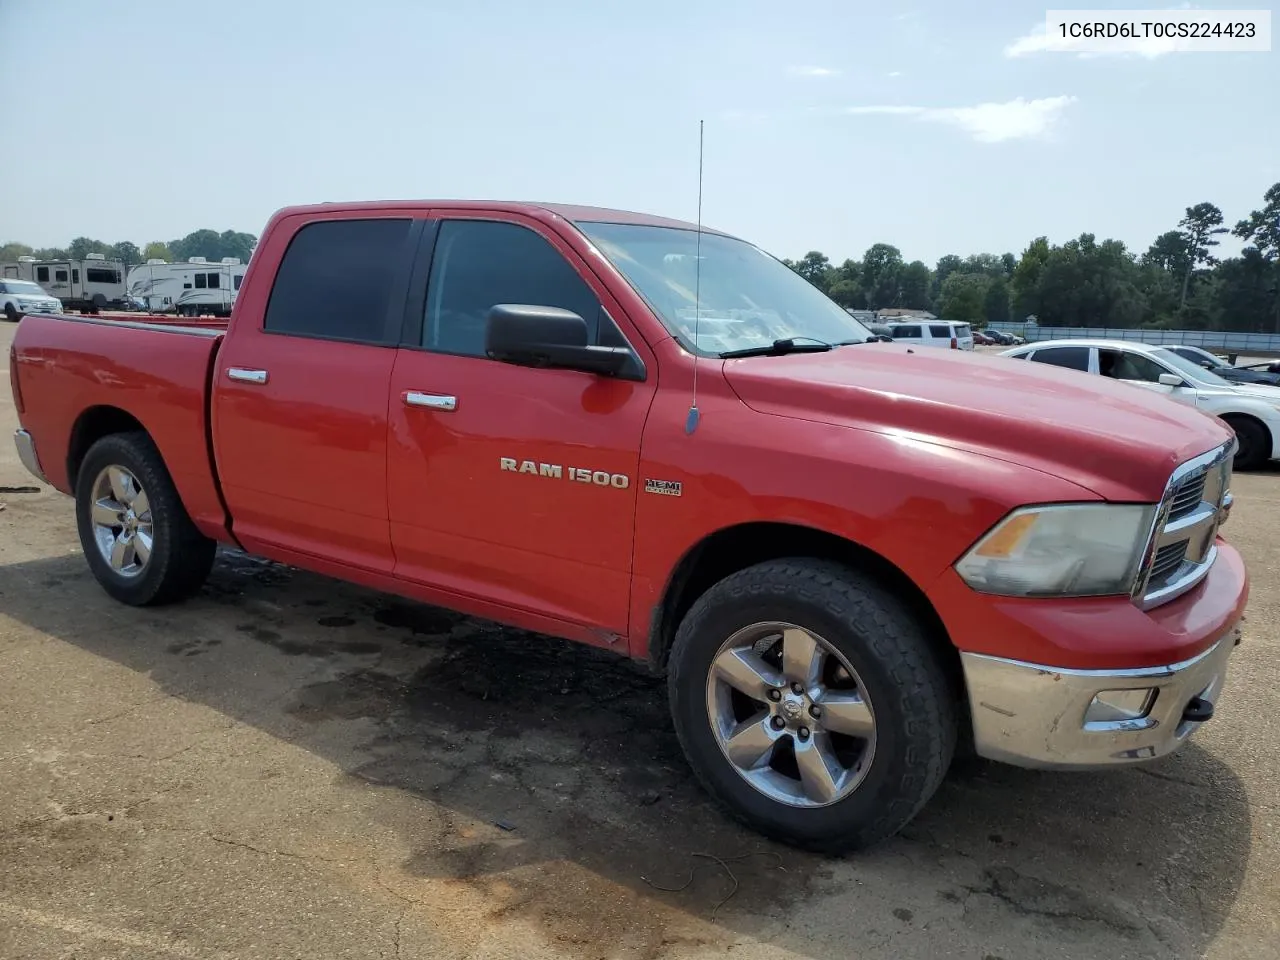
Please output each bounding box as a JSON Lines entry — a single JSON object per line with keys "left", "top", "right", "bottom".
{"left": 685, "top": 119, "right": 704, "bottom": 436}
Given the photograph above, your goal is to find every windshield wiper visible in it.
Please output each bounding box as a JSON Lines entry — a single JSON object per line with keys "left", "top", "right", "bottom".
{"left": 719, "top": 338, "right": 834, "bottom": 359}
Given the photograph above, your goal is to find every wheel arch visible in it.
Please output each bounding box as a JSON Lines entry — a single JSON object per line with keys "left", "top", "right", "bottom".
{"left": 66, "top": 405, "right": 150, "bottom": 491}
{"left": 1219, "top": 410, "right": 1273, "bottom": 467}
{"left": 645, "top": 521, "right": 962, "bottom": 692}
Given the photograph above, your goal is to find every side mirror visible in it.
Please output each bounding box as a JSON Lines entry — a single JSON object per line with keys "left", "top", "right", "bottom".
{"left": 485, "top": 304, "right": 632, "bottom": 376}
{"left": 1200, "top": 361, "right": 1214, "bottom": 369}
{"left": 1158, "top": 373, "right": 1185, "bottom": 387}
{"left": 874, "top": 334, "right": 894, "bottom": 342}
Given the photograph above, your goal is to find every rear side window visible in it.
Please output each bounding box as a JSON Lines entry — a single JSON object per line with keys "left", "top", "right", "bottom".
{"left": 1030, "top": 346, "right": 1090, "bottom": 371}
{"left": 423, "top": 219, "right": 601, "bottom": 357}
{"left": 929, "top": 324, "right": 950, "bottom": 337}
{"left": 265, "top": 218, "right": 413, "bottom": 342}
{"left": 890, "top": 325, "right": 921, "bottom": 338}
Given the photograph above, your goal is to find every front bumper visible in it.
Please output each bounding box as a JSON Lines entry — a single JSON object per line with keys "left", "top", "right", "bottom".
{"left": 961, "top": 619, "right": 1241, "bottom": 769}
{"left": 14, "top": 429, "right": 48, "bottom": 485}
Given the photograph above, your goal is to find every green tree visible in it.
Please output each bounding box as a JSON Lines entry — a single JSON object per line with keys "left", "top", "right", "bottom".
{"left": 0, "top": 242, "right": 34, "bottom": 261}
{"left": 1000, "top": 252, "right": 1017, "bottom": 276}
{"left": 109, "top": 241, "right": 142, "bottom": 266}
{"left": 1177, "top": 202, "right": 1228, "bottom": 308}
{"left": 938, "top": 273, "right": 990, "bottom": 325}
{"left": 1011, "top": 237, "right": 1051, "bottom": 319}
{"left": 32, "top": 247, "right": 69, "bottom": 259}
{"left": 1232, "top": 182, "right": 1280, "bottom": 330}
{"left": 68, "top": 237, "right": 111, "bottom": 260}
{"left": 932, "top": 254, "right": 963, "bottom": 301}
{"left": 143, "top": 241, "right": 173, "bottom": 262}
{"left": 899, "top": 260, "right": 932, "bottom": 309}
{"left": 790, "top": 251, "right": 833, "bottom": 292}
{"left": 984, "top": 277, "right": 1010, "bottom": 324}
{"left": 861, "top": 243, "right": 904, "bottom": 309}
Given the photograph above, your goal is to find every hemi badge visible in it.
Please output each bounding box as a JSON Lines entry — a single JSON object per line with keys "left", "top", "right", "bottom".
{"left": 644, "top": 479, "right": 682, "bottom": 497}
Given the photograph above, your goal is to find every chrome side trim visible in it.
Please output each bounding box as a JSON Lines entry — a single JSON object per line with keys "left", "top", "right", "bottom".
{"left": 14, "top": 429, "right": 48, "bottom": 484}
{"left": 1131, "top": 440, "right": 1233, "bottom": 611}
{"left": 404, "top": 391, "right": 457, "bottom": 411}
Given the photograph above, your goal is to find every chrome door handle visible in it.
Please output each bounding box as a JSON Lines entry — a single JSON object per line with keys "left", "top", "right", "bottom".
{"left": 227, "top": 367, "right": 268, "bottom": 384}
{"left": 404, "top": 391, "right": 457, "bottom": 412}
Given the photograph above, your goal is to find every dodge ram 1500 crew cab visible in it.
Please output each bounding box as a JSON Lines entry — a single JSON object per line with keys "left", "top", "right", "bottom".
{"left": 10, "top": 201, "right": 1248, "bottom": 851}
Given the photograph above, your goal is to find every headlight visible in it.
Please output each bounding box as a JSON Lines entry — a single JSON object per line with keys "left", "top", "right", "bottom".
{"left": 955, "top": 503, "right": 1155, "bottom": 598}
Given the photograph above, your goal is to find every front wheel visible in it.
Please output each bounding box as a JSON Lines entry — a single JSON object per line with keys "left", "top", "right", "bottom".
{"left": 75, "top": 431, "right": 216, "bottom": 606}
{"left": 1225, "top": 416, "right": 1269, "bottom": 471}
{"left": 3, "top": 303, "right": 18, "bottom": 323}
{"left": 667, "top": 559, "right": 957, "bottom": 852}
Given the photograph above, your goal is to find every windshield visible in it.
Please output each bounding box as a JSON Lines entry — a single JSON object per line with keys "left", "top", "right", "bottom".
{"left": 1152, "top": 347, "right": 1232, "bottom": 386}
{"left": 1182, "top": 346, "right": 1227, "bottom": 367}
{"left": 3, "top": 280, "right": 46, "bottom": 295}
{"left": 576, "top": 222, "right": 873, "bottom": 355}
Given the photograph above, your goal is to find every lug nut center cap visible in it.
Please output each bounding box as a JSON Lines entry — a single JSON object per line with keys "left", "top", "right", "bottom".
{"left": 781, "top": 699, "right": 803, "bottom": 721}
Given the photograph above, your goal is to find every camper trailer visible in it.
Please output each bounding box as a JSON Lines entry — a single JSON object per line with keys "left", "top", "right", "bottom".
{"left": 125, "top": 257, "right": 248, "bottom": 317}
{"left": 0, "top": 254, "right": 127, "bottom": 313}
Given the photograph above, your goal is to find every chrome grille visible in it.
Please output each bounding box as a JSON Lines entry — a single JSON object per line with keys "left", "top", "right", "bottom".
{"left": 1168, "top": 474, "right": 1207, "bottom": 520}
{"left": 1133, "top": 442, "right": 1233, "bottom": 610}
{"left": 1148, "top": 541, "right": 1188, "bottom": 585}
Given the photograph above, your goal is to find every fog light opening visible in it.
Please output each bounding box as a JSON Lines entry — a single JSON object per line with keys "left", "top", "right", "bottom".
{"left": 1085, "top": 688, "right": 1157, "bottom": 724}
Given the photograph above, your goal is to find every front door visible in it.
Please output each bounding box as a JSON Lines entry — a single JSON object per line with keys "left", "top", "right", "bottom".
{"left": 386, "top": 213, "right": 657, "bottom": 635}
{"left": 211, "top": 213, "right": 423, "bottom": 572}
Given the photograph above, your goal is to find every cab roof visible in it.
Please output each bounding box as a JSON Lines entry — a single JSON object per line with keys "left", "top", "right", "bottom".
{"left": 273, "top": 200, "right": 736, "bottom": 237}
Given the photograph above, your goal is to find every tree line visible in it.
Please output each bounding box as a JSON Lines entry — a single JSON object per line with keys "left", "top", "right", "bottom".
{"left": 783, "top": 181, "right": 1280, "bottom": 333}
{"left": 0, "top": 229, "right": 258, "bottom": 271}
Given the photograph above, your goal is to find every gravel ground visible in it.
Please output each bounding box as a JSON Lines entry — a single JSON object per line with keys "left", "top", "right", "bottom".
{"left": 1, "top": 321, "right": 1277, "bottom": 960}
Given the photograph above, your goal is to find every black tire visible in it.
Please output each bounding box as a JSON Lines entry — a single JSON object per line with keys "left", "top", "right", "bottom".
{"left": 668, "top": 558, "right": 956, "bottom": 853}
{"left": 4, "top": 303, "right": 18, "bottom": 323}
{"left": 1226, "top": 416, "right": 1269, "bottom": 471}
{"left": 75, "top": 431, "right": 216, "bottom": 606}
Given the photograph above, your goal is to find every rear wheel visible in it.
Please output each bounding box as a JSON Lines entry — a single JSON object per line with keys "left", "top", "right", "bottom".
{"left": 1225, "top": 416, "right": 1269, "bottom": 471}
{"left": 667, "top": 558, "right": 956, "bottom": 852}
{"left": 75, "top": 432, "right": 216, "bottom": 606}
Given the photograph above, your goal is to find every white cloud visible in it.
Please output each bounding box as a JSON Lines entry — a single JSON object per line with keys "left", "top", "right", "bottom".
{"left": 842, "top": 95, "right": 1077, "bottom": 142}
{"left": 788, "top": 65, "right": 841, "bottom": 77}
{"left": 887, "top": 70, "right": 904, "bottom": 77}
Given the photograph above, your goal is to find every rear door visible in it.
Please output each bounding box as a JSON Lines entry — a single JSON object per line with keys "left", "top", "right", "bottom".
{"left": 211, "top": 213, "right": 423, "bottom": 572}
{"left": 385, "top": 211, "right": 657, "bottom": 636}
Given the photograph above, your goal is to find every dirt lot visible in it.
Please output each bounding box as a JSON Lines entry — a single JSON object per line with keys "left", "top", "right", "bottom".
{"left": 1, "top": 322, "right": 1277, "bottom": 960}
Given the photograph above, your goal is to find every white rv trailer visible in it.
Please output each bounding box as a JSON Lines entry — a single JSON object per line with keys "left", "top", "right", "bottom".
{"left": 125, "top": 257, "right": 247, "bottom": 317}
{"left": 0, "top": 254, "right": 127, "bottom": 312}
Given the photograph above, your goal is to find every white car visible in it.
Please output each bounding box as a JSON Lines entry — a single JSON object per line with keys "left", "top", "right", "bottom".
{"left": 1000, "top": 338, "right": 1280, "bottom": 469}
{"left": 886, "top": 320, "right": 974, "bottom": 350}
{"left": 1, "top": 279, "right": 62, "bottom": 322}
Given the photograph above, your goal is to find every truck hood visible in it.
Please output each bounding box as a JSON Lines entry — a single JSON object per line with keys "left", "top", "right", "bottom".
{"left": 721, "top": 344, "right": 1233, "bottom": 502}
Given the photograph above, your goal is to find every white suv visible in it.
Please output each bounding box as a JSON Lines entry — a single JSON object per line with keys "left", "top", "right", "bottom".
{"left": 1, "top": 280, "right": 62, "bottom": 322}
{"left": 887, "top": 320, "right": 974, "bottom": 351}
{"left": 1000, "top": 338, "right": 1280, "bottom": 469}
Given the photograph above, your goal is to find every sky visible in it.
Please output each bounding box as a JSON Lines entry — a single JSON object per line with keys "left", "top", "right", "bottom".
{"left": 1, "top": 0, "right": 1276, "bottom": 266}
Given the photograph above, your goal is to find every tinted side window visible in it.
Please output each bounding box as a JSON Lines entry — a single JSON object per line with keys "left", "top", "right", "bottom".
{"left": 55, "top": 270, "right": 68, "bottom": 282}
{"left": 36, "top": 267, "right": 49, "bottom": 282}
{"left": 424, "top": 220, "right": 600, "bottom": 357}
{"left": 1098, "top": 349, "right": 1166, "bottom": 382}
{"left": 72, "top": 270, "right": 80, "bottom": 283}
{"left": 194, "top": 274, "right": 207, "bottom": 289}
{"left": 1030, "top": 346, "right": 1090, "bottom": 371}
{"left": 265, "top": 218, "right": 413, "bottom": 342}
{"left": 233, "top": 274, "right": 243, "bottom": 290}
{"left": 890, "top": 325, "right": 921, "bottom": 338}
{"left": 929, "top": 324, "right": 951, "bottom": 337}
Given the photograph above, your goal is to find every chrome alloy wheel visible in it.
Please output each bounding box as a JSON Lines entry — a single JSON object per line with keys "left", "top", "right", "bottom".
{"left": 705, "top": 622, "right": 877, "bottom": 808}
{"left": 89, "top": 465, "right": 154, "bottom": 578}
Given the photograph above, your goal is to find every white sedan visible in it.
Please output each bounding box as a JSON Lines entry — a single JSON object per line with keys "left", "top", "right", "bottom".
{"left": 1000, "top": 338, "right": 1280, "bottom": 470}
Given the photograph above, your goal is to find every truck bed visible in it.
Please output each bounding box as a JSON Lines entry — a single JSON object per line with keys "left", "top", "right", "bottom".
{"left": 11, "top": 312, "right": 231, "bottom": 541}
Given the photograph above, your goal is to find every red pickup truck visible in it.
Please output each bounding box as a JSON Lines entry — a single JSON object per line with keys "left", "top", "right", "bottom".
{"left": 9, "top": 201, "right": 1247, "bottom": 850}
